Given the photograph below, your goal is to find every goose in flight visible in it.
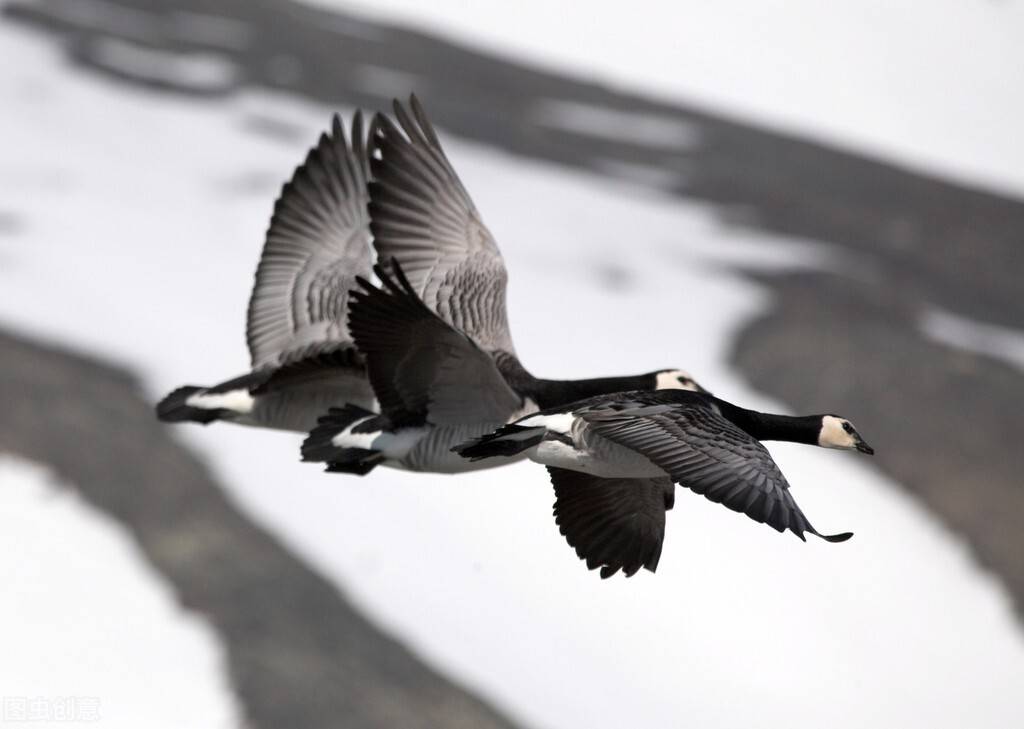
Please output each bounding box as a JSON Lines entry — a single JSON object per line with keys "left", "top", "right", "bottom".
{"left": 155, "top": 101, "right": 697, "bottom": 438}
{"left": 156, "top": 113, "right": 377, "bottom": 432}
{"left": 301, "top": 96, "right": 706, "bottom": 474}
{"left": 302, "top": 262, "right": 705, "bottom": 473}
{"left": 453, "top": 390, "right": 873, "bottom": 577}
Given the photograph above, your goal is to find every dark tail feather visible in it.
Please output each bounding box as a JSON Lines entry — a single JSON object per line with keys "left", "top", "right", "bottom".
{"left": 324, "top": 449, "right": 385, "bottom": 476}
{"left": 301, "top": 404, "right": 377, "bottom": 463}
{"left": 452, "top": 424, "right": 546, "bottom": 462}
{"left": 156, "top": 386, "right": 222, "bottom": 425}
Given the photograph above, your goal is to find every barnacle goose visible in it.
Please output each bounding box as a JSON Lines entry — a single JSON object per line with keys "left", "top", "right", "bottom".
{"left": 156, "top": 113, "right": 377, "bottom": 432}
{"left": 301, "top": 261, "right": 706, "bottom": 473}
{"left": 453, "top": 390, "right": 874, "bottom": 578}
{"left": 300, "top": 96, "right": 707, "bottom": 475}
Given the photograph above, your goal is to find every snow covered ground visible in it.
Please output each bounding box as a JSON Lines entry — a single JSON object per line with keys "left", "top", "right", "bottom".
{"left": 311, "top": 0, "right": 1024, "bottom": 197}
{"left": 2, "top": 17, "right": 1023, "bottom": 729}
{"left": 0, "top": 456, "right": 239, "bottom": 729}
{"left": 922, "top": 308, "right": 1024, "bottom": 374}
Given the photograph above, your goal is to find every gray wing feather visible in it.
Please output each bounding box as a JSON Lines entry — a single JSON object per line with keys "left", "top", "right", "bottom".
{"left": 367, "top": 97, "right": 516, "bottom": 354}
{"left": 348, "top": 262, "right": 522, "bottom": 426}
{"left": 246, "top": 112, "right": 373, "bottom": 369}
{"left": 579, "top": 401, "right": 851, "bottom": 542}
{"left": 548, "top": 467, "right": 674, "bottom": 578}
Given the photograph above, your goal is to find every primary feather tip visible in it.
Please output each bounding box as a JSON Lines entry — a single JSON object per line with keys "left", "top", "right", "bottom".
{"left": 821, "top": 531, "right": 854, "bottom": 543}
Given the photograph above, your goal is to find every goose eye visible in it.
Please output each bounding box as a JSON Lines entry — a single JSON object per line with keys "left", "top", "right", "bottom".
{"left": 678, "top": 377, "right": 692, "bottom": 385}
{"left": 842, "top": 422, "right": 853, "bottom": 433}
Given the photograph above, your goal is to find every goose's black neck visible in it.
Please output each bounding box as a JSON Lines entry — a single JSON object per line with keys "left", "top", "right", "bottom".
{"left": 714, "top": 399, "right": 823, "bottom": 445}
{"left": 494, "top": 353, "right": 658, "bottom": 410}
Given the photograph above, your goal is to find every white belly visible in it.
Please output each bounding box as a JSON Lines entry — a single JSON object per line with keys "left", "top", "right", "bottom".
{"left": 334, "top": 419, "right": 532, "bottom": 474}
{"left": 531, "top": 430, "right": 666, "bottom": 479}
{"left": 340, "top": 422, "right": 527, "bottom": 474}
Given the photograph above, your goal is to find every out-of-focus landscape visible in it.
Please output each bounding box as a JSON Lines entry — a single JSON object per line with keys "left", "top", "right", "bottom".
{"left": 1, "top": 1, "right": 1022, "bottom": 727}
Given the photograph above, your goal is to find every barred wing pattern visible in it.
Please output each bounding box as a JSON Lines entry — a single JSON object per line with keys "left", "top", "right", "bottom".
{"left": 246, "top": 112, "right": 373, "bottom": 370}
{"left": 548, "top": 467, "right": 674, "bottom": 579}
{"left": 579, "top": 400, "right": 852, "bottom": 542}
{"left": 348, "top": 263, "right": 522, "bottom": 426}
{"left": 367, "top": 96, "right": 516, "bottom": 354}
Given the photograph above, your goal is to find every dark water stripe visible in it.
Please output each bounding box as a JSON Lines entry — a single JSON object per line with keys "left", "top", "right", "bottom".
{"left": 6, "top": 0, "right": 1024, "bottom": 330}
{"left": 0, "top": 328, "right": 523, "bottom": 729}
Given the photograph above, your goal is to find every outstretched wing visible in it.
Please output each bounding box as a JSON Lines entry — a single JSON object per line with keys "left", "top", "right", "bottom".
{"left": 348, "top": 261, "right": 523, "bottom": 426}
{"left": 548, "top": 467, "right": 674, "bottom": 579}
{"left": 246, "top": 112, "right": 373, "bottom": 370}
{"left": 578, "top": 400, "right": 852, "bottom": 543}
{"left": 367, "top": 96, "right": 516, "bottom": 354}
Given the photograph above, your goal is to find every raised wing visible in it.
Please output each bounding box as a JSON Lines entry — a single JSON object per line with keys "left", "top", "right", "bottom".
{"left": 246, "top": 112, "right": 373, "bottom": 370}
{"left": 548, "top": 467, "right": 674, "bottom": 579}
{"left": 367, "top": 96, "right": 516, "bottom": 354}
{"left": 579, "top": 400, "right": 852, "bottom": 543}
{"left": 348, "top": 261, "right": 523, "bottom": 426}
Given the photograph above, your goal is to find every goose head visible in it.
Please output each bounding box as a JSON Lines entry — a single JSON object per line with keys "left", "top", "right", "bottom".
{"left": 818, "top": 415, "right": 874, "bottom": 454}
{"left": 654, "top": 369, "right": 710, "bottom": 394}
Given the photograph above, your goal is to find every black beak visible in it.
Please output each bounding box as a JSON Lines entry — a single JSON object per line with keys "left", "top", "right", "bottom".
{"left": 856, "top": 440, "right": 875, "bottom": 455}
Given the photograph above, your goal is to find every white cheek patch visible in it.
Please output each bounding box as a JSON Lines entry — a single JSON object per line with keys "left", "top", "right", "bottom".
{"left": 655, "top": 370, "right": 701, "bottom": 391}
{"left": 818, "top": 415, "right": 856, "bottom": 449}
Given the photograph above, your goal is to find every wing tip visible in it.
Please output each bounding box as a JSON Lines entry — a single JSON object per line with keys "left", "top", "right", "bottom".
{"left": 329, "top": 111, "right": 343, "bottom": 139}
{"left": 819, "top": 530, "right": 854, "bottom": 543}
